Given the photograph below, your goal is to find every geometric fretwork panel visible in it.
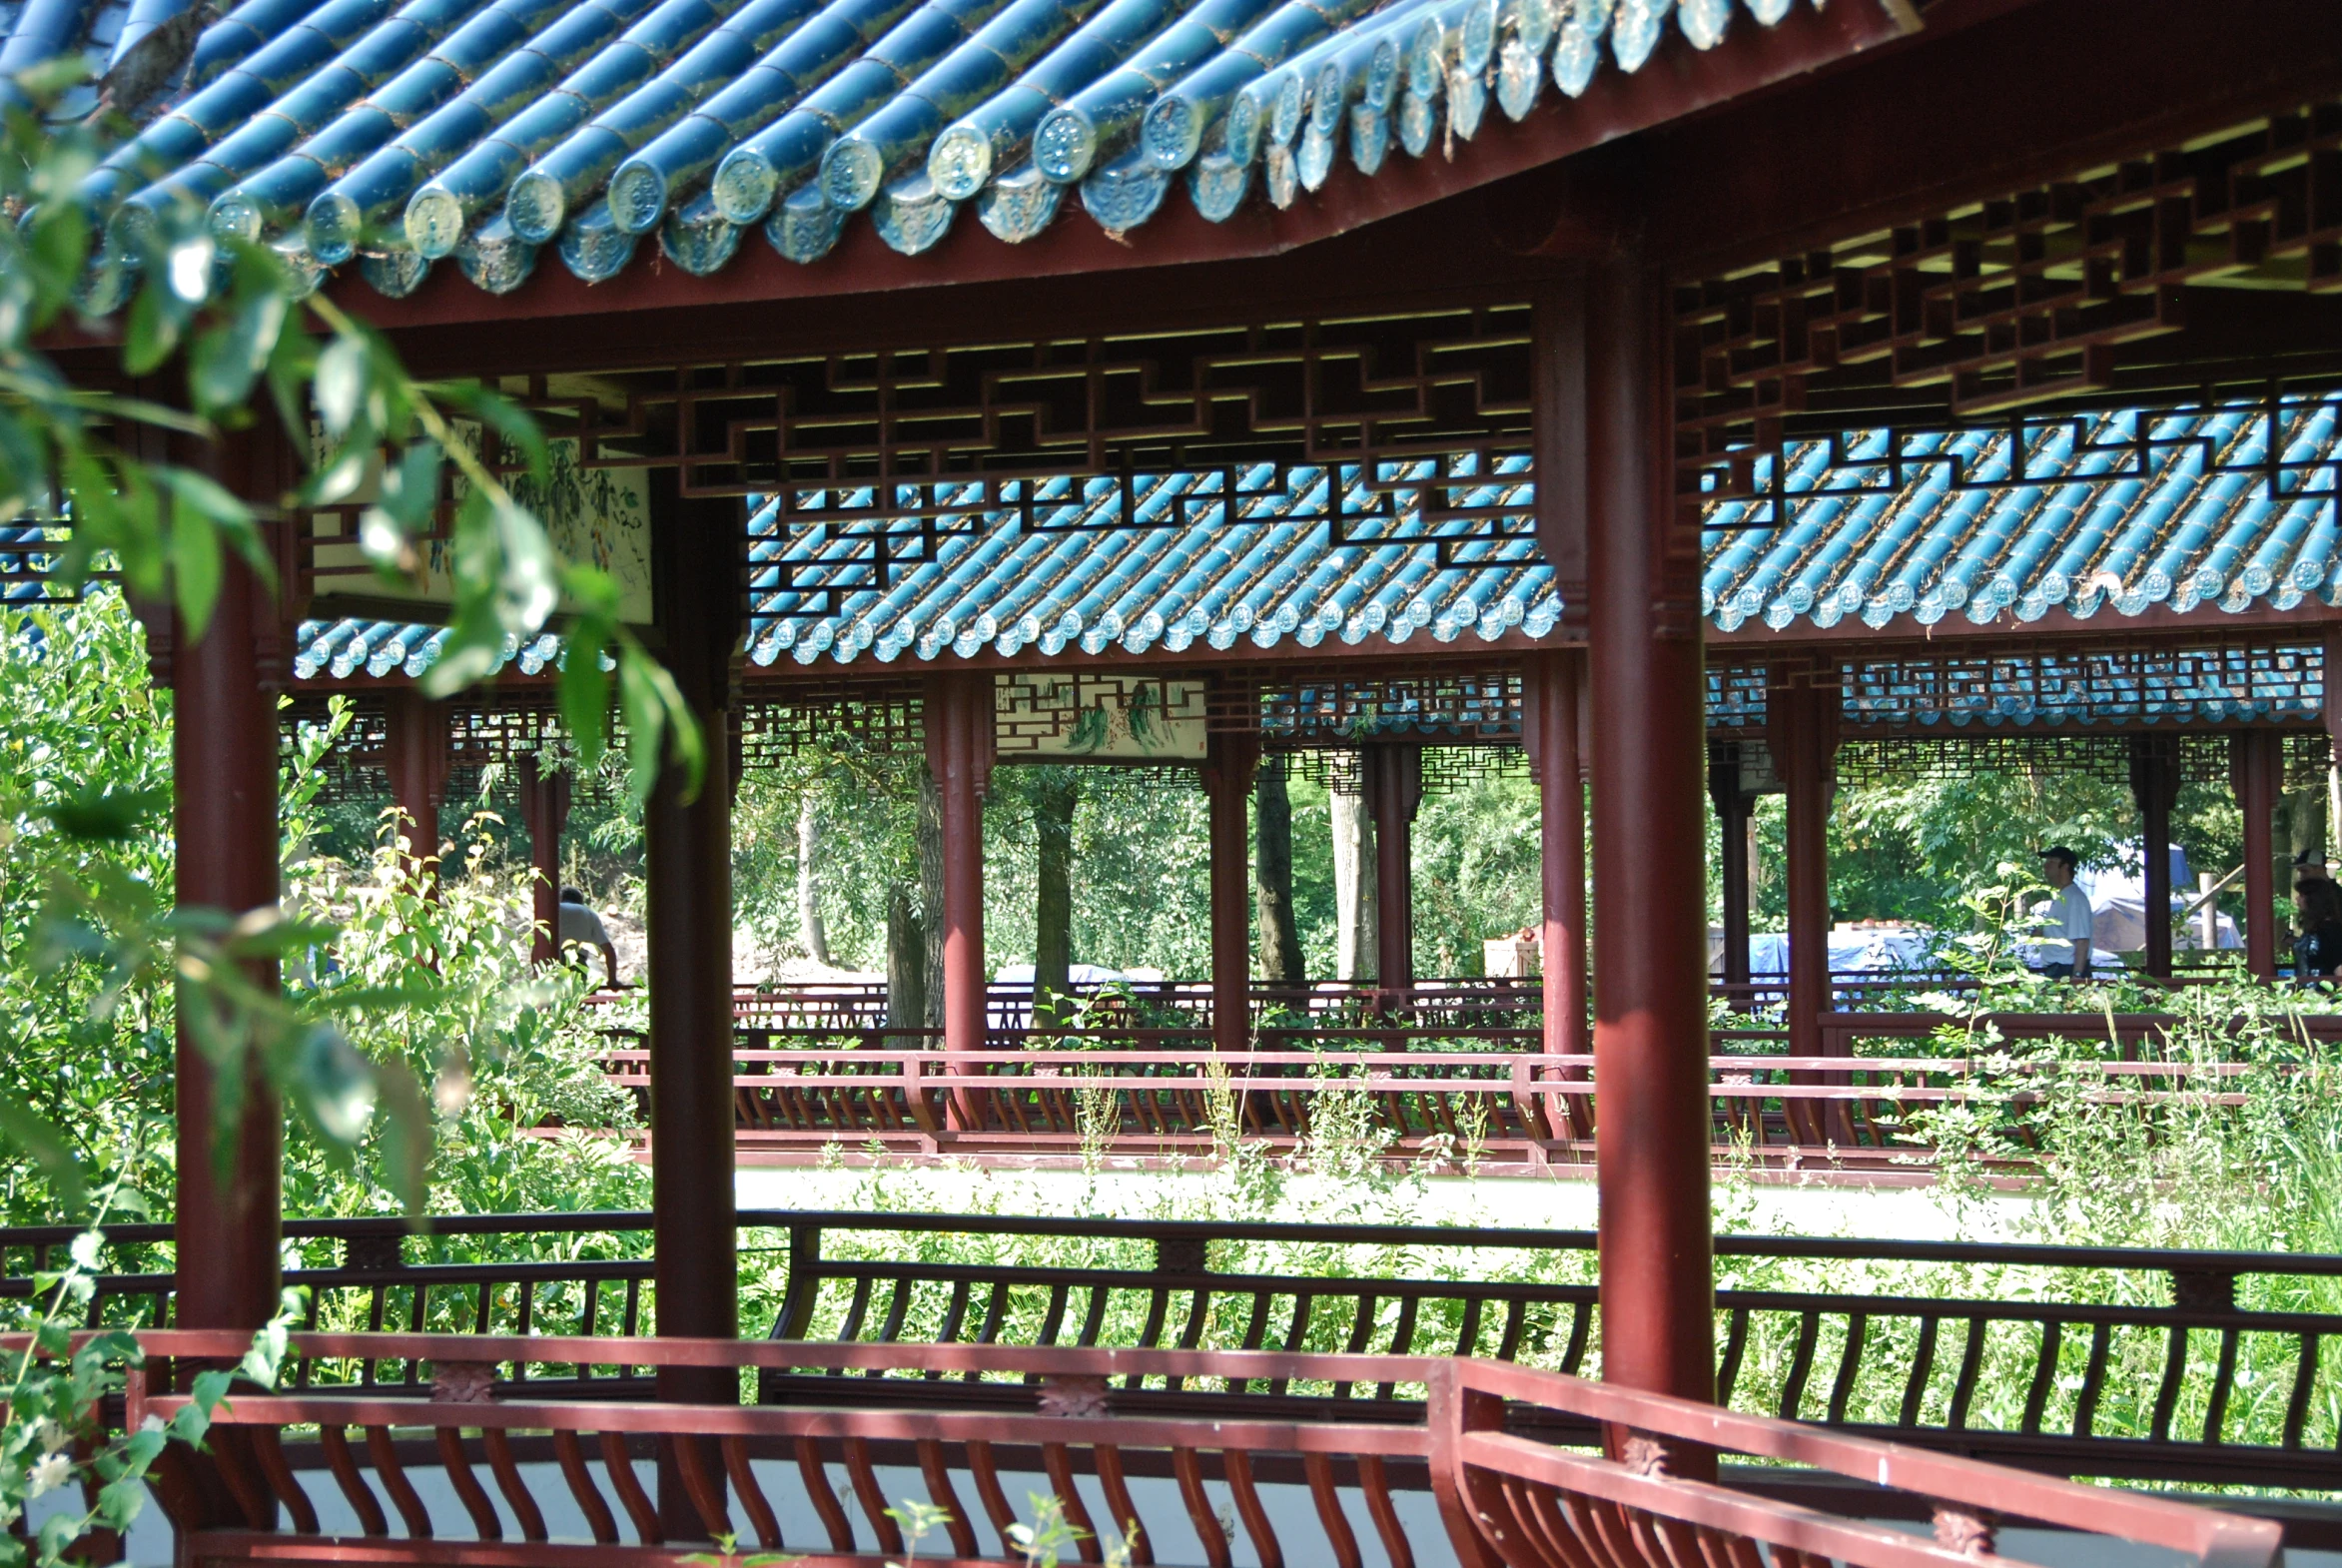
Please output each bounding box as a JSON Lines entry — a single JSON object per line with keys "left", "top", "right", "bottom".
{"left": 282, "top": 693, "right": 574, "bottom": 804}
{"left": 746, "top": 453, "right": 1536, "bottom": 621}
{"left": 1675, "top": 105, "right": 2342, "bottom": 513}
{"left": 736, "top": 680, "right": 925, "bottom": 766}
{"left": 1711, "top": 639, "right": 2326, "bottom": 735}
{"left": 1840, "top": 728, "right": 2331, "bottom": 788}
{"left": 1703, "top": 394, "right": 2342, "bottom": 538}
{"left": 1839, "top": 642, "right": 2323, "bottom": 730}
{"left": 506, "top": 305, "right": 1535, "bottom": 509}
{"left": 1838, "top": 732, "right": 2143, "bottom": 785}
{"left": 1290, "top": 743, "right": 1529, "bottom": 797}
{"left": 1252, "top": 665, "right": 1524, "bottom": 743}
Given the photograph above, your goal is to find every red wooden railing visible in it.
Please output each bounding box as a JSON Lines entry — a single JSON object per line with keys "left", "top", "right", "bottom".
{"left": 20, "top": 1210, "right": 2342, "bottom": 1491}
{"left": 117, "top": 1330, "right": 2277, "bottom": 1568}
{"left": 590, "top": 1045, "right": 2260, "bottom": 1173}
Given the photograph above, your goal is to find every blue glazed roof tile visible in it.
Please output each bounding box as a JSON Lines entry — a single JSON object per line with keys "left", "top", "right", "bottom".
{"left": 46, "top": 0, "right": 1826, "bottom": 296}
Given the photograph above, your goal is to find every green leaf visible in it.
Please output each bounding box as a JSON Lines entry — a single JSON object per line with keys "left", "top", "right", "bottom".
{"left": 558, "top": 629, "right": 611, "bottom": 772}
{"left": 374, "top": 1063, "right": 432, "bottom": 1216}
{"left": 291, "top": 1024, "right": 376, "bottom": 1148}
{"left": 96, "top": 1474, "right": 147, "bottom": 1529}
{"left": 619, "top": 650, "right": 666, "bottom": 802}
{"left": 378, "top": 438, "right": 442, "bottom": 530}
{"left": 188, "top": 281, "right": 289, "bottom": 417}
{"left": 314, "top": 336, "right": 367, "bottom": 437}
{"left": 434, "top": 383, "right": 547, "bottom": 481}
{"left": 189, "top": 1368, "right": 234, "bottom": 1414}
{"left": 43, "top": 784, "right": 168, "bottom": 841}
{"left": 122, "top": 285, "right": 179, "bottom": 377}
{"left": 21, "top": 203, "right": 88, "bottom": 329}
{"left": 168, "top": 487, "right": 224, "bottom": 636}
{"left": 0, "top": 1091, "right": 86, "bottom": 1207}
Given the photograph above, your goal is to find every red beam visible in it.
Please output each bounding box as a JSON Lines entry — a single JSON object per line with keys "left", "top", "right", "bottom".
{"left": 1587, "top": 0, "right": 2342, "bottom": 276}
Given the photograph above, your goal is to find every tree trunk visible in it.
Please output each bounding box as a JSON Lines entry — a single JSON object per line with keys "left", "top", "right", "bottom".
{"left": 1032, "top": 768, "right": 1077, "bottom": 1025}
{"left": 2288, "top": 786, "right": 2326, "bottom": 875}
{"left": 885, "top": 884, "right": 925, "bottom": 1042}
{"left": 1254, "top": 755, "right": 1304, "bottom": 983}
{"left": 918, "top": 761, "right": 946, "bottom": 1030}
{"left": 1332, "top": 787, "right": 1377, "bottom": 981}
{"left": 796, "top": 792, "right": 831, "bottom": 966}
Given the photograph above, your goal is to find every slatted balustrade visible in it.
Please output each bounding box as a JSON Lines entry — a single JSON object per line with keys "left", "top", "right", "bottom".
{"left": 16, "top": 1212, "right": 2342, "bottom": 1493}
{"left": 681, "top": 974, "right": 2294, "bottom": 1035}
{"left": 102, "top": 1330, "right": 2276, "bottom": 1568}
{"left": 591, "top": 1046, "right": 2259, "bottom": 1172}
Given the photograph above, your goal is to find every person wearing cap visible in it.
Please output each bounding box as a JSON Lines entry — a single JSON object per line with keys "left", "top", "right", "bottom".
{"left": 556, "top": 886, "right": 622, "bottom": 989}
{"left": 2032, "top": 846, "right": 2092, "bottom": 980}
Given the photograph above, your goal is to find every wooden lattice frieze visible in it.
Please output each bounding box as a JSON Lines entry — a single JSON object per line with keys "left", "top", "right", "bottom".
{"left": 1711, "top": 637, "right": 2324, "bottom": 737}
{"left": 492, "top": 305, "right": 1534, "bottom": 503}
{"left": 1702, "top": 392, "right": 2342, "bottom": 537}
{"left": 1292, "top": 743, "right": 1527, "bottom": 797}
{"left": 1253, "top": 663, "right": 1523, "bottom": 742}
{"left": 1839, "top": 641, "right": 2324, "bottom": 731}
{"left": 735, "top": 679, "right": 926, "bottom": 764}
{"left": 745, "top": 456, "right": 1536, "bottom": 622}
{"left": 1837, "top": 727, "right": 2326, "bottom": 789}
{"left": 1676, "top": 104, "right": 2342, "bottom": 512}
{"left": 2285, "top": 727, "right": 2335, "bottom": 792}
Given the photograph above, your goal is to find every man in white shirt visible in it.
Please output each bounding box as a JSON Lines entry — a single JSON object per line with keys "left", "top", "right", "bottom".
{"left": 2034, "top": 846, "right": 2092, "bottom": 980}
{"left": 556, "top": 886, "right": 622, "bottom": 988}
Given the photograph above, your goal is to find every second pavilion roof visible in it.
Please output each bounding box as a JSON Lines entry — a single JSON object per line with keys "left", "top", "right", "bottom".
{"left": 293, "top": 396, "right": 2342, "bottom": 682}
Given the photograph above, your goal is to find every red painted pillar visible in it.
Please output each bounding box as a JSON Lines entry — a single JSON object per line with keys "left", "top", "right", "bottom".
{"left": 1770, "top": 664, "right": 1837, "bottom": 1061}
{"left": 926, "top": 671, "right": 993, "bottom": 1079}
{"left": 2231, "top": 730, "right": 2281, "bottom": 981}
{"left": 1526, "top": 650, "right": 1587, "bottom": 1060}
{"left": 384, "top": 689, "right": 447, "bottom": 882}
{"left": 170, "top": 422, "right": 294, "bottom": 1333}
{"left": 2129, "top": 736, "right": 2178, "bottom": 980}
{"left": 515, "top": 753, "right": 571, "bottom": 966}
{"left": 643, "top": 483, "right": 740, "bottom": 1519}
{"left": 1709, "top": 747, "right": 1753, "bottom": 991}
{"left": 1365, "top": 744, "right": 1421, "bottom": 1010}
{"left": 1202, "top": 729, "right": 1260, "bottom": 1054}
{"left": 1583, "top": 252, "right": 1715, "bottom": 1418}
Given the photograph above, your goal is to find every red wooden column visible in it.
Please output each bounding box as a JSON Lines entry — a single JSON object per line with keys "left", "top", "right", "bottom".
{"left": 1201, "top": 728, "right": 1260, "bottom": 1054}
{"left": 2129, "top": 735, "right": 2179, "bottom": 980}
{"left": 643, "top": 483, "right": 740, "bottom": 1480}
{"left": 1582, "top": 253, "right": 1714, "bottom": 1418}
{"left": 1364, "top": 744, "right": 1421, "bottom": 1009}
{"left": 1768, "top": 662, "right": 1837, "bottom": 1063}
{"left": 926, "top": 671, "right": 994, "bottom": 1082}
{"left": 516, "top": 753, "right": 571, "bottom": 965}
{"left": 384, "top": 690, "right": 447, "bottom": 880}
{"left": 1708, "top": 744, "right": 1753, "bottom": 990}
{"left": 170, "top": 421, "right": 296, "bottom": 1333}
{"left": 2231, "top": 730, "right": 2281, "bottom": 981}
{"left": 1525, "top": 650, "right": 1587, "bottom": 1060}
